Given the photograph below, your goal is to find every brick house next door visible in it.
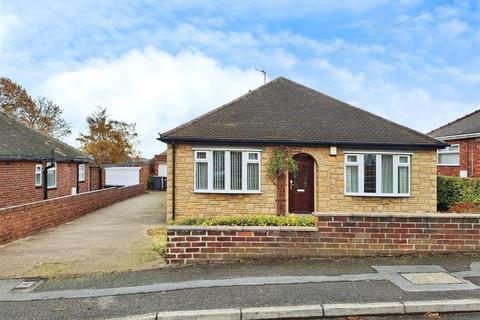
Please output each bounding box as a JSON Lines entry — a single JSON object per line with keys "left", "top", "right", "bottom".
{"left": 289, "top": 154, "right": 315, "bottom": 214}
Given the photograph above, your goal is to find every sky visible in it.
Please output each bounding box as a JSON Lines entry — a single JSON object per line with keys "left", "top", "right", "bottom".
{"left": 1, "top": 0, "right": 479, "bottom": 157}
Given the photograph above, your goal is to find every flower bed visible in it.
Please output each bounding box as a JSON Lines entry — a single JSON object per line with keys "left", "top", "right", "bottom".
{"left": 171, "top": 214, "right": 315, "bottom": 227}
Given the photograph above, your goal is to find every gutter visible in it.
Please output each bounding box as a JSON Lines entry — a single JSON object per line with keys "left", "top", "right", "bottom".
{"left": 0, "top": 155, "right": 93, "bottom": 163}
{"left": 157, "top": 136, "right": 447, "bottom": 149}
{"left": 434, "top": 132, "right": 480, "bottom": 141}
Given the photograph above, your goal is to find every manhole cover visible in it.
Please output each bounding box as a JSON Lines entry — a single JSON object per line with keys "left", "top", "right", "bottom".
{"left": 14, "top": 281, "right": 37, "bottom": 289}
{"left": 401, "top": 272, "right": 463, "bottom": 285}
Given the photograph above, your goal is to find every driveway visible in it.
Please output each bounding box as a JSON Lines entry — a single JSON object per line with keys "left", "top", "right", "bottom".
{"left": 0, "top": 191, "right": 166, "bottom": 278}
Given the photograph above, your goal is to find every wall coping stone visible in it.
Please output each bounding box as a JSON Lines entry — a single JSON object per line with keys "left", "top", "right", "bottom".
{"left": 312, "top": 211, "right": 480, "bottom": 219}
{"left": 0, "top": 184, "right": 145, "bottom": 214}
{"left": 167, "top": 225, "right": 318, "bottom": 232}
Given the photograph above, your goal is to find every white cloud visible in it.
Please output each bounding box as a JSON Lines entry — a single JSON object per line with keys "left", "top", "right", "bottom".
{"left": 0, "top": 6, "right": 20, "bottom": 51}
{"left": 40, "top": 47, "right": 264, "bottom": 157}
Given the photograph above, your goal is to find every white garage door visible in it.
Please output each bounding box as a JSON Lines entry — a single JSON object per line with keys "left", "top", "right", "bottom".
{"left": 105, "top": 167, "right": 140, "bottom": 186}
{"left": 158, "top": 164, "right": 167, "bottom": 177}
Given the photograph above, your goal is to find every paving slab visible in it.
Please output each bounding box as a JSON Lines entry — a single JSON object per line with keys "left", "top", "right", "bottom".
{"left": 401, "top": 272, "right": 463, "bottom": 285}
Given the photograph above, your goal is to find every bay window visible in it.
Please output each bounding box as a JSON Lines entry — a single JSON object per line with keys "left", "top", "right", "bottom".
{"left": 437, "top": 144, "right": 460, "bottom": 166}
{"left": 194, "top": 149, "right": 261, "bottom": 193}
{"left": 344, "top": 153, "right": 410, "bottom": 196}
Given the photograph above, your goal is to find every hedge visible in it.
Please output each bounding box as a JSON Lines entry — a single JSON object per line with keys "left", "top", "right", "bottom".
{"left": 437, "top": 176, "right": 480, "bottom": 211}
{"left": 171, "top": 214, "right": 315, "bottom": 227}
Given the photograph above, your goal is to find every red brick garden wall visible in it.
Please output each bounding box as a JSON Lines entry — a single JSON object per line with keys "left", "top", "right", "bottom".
{"left": 0, "top": 184, "right": 145, "bottom": 244}
{"left": 166, "top": 212, "right": 480, "bottom": 264}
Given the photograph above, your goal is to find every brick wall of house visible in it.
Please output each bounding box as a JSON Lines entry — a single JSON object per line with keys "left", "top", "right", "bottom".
{"left": 166, "top": 144, "right": 438, "bottom": 221}
{"left": 437, "top": 138, "right": 480, "bottom": 177}
{"left": 0, "top": 161, "right": 95, "bottom": 208}
{"left": 139, "top": 163, "right": 152, "bottom": 187}
{"left": 166, "top": 212, "right": 480, "bottom": 264}
{"left": 0, "top": 184, "right": 145, "bottom": 244}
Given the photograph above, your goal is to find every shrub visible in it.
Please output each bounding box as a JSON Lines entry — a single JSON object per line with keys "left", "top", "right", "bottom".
{"left": 171, "top": 214, "right": 315, "bottom": 227}
{"left": 437, "top": 176, "right": 480, "bottom": 211}
{"left": 147, "top": 174, "right": 154, "bottom": 190}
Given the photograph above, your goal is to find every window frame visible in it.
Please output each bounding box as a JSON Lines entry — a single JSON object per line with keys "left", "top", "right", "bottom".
{"left": 78, "top": 164, "right": 86, "bottom": 182}
{"left": 193, "top": 148, "right": 262, "bottom": 194}
{"left": 47, "top": 162, "right": 57, "bottom": 189}
{"left": 344, "top": 152, "right": 411, "bottom": 197}
{"left": 437, "top": 144, "right": 460, "bottom": 166}
{"left": 35, "top": 164, "right": 43, "bottom": 187}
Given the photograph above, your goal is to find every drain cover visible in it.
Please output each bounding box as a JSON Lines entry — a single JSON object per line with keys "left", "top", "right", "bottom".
{"left": 401, "top": 272, "right": 463, "bottom": 285}
{"left": 14, "top": 281, "right": 37, "bottom": 289}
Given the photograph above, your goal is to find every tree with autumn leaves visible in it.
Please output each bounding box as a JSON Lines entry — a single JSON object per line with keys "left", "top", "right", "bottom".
{"left": 1, "top": 76, "right": 140, "bottom": 164}
{"left": 0, "top": 77, "right": 72, "bottom": 138}
{"left": 77, "top": 107, "right": 140, "bottom": 165}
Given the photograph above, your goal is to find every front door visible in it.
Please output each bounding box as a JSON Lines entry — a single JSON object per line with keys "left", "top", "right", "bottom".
{"left": 288, "top": 154, "right": 314, "bottom": 214}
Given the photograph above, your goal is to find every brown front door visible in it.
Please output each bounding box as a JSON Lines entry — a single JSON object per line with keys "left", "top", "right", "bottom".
{"left": 288, "top": 154, "right": 314, "bottom": 214}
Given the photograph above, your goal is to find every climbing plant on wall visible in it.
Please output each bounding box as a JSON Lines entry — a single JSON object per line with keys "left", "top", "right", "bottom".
{"left": 267, "top": 146, "right": 297, "bottom": 216}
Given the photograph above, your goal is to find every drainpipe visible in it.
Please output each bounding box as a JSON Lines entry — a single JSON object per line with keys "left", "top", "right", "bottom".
{"left": 43, "top": 150, "right": 56, "bottom": 200}
{"left": 172, "top": 141, "right": 176, "bottom": 221}
{"left": 76, "top": 163, "right": 80, "bottom": 194}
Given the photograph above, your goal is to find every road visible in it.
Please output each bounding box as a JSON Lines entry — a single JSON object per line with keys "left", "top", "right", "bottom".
{"left": 1, "top": 255, "right": 480, "bottom": 319}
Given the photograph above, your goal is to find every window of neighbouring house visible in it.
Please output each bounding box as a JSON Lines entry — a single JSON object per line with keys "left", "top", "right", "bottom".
{"left": 344, "top": 153, "right": 410, "bottom": 196}
{"left": 437, "top": 144, "right": 460, "bottom": 166}
{"left": 79, "top": 164, "right": 85, "bottom": 182}
{"left": 35, "top": 164, "right": 42, "bottom": 186}
{"left": 47, "top": 162, "right": 57, "bottom": 188}
{"left": 194, "top": 149, "right": 261, "bottom": 193}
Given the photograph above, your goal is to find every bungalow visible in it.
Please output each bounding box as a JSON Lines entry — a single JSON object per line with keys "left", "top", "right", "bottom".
{"left": 429, "top": 109, "right": 480, "bottom": 177}
{"left": 159, "top": 77, "right": 446, "bottom": 221}
{"left": 0, "top": 111, "right": 95, "bottom": 208}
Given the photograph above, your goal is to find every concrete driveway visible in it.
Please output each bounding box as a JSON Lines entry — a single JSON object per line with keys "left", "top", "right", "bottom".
{"left": 0, "top": 191, "right": 166, "bottom": 278}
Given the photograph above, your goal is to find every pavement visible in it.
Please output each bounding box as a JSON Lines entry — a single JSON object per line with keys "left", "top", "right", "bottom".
{"left": 1, "top": 255, "right": 480, "bottom": 319}
{"left": 0, "top": 191, "right": 166, "bottom": 278}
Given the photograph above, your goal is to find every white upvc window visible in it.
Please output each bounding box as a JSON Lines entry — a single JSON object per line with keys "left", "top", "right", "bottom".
{"left": 344, "top": 153, "right": 411, "bottom": 197}
{"left": 194, "top": 149, "right": 261, "bottom": 193}
{"left": 47, "top": 162, "right": 57, "bottom": 189}
{"left": 78, "top": 164, "right": 85, "bottom": 182}
{"left": 438, "top": 144, "right": 460, "bottom": 166}
{"left": 35, "top": 164, "right": 42, "bottom": 186}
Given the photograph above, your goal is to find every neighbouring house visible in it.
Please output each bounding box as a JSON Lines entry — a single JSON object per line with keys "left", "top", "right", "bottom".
{"left": 0, "top": 111, "right": 96, "bottom": 208}
{"left": 159, "top": 77, "right": 447, "bottom": 221}
{"left": 429, "top": 109, "right": 480, "bottom": 177}
{"left": 153, "top": 151, "right": 167, "bottom": 177}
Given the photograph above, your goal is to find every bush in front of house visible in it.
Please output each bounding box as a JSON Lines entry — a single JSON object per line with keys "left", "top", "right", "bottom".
{"left": 171, "top": 214, "right": 315, "bottom": 227}
{"left": 437, "top": 176, "right": 480, "bottom": 212}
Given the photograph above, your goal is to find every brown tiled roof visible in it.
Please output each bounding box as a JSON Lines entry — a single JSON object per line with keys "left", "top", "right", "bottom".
{"left": 0, "top": 111, "right": 92, "bottom": 162}
{"left": 160, "top": 77, "right": 446, "bottom": 149}
{"left": 429, "top": 109, "right": 480, "bottom": 138}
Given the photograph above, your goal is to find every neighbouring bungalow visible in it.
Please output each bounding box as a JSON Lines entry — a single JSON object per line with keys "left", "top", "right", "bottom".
{"left": 429, "top": 109, "right": 480, "bottom": 177}
{"left": 159, "top": 77, "right": 446, "bottom": 221}
{"left": 0, "top": 111, "right": 96, "bottom": 208}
